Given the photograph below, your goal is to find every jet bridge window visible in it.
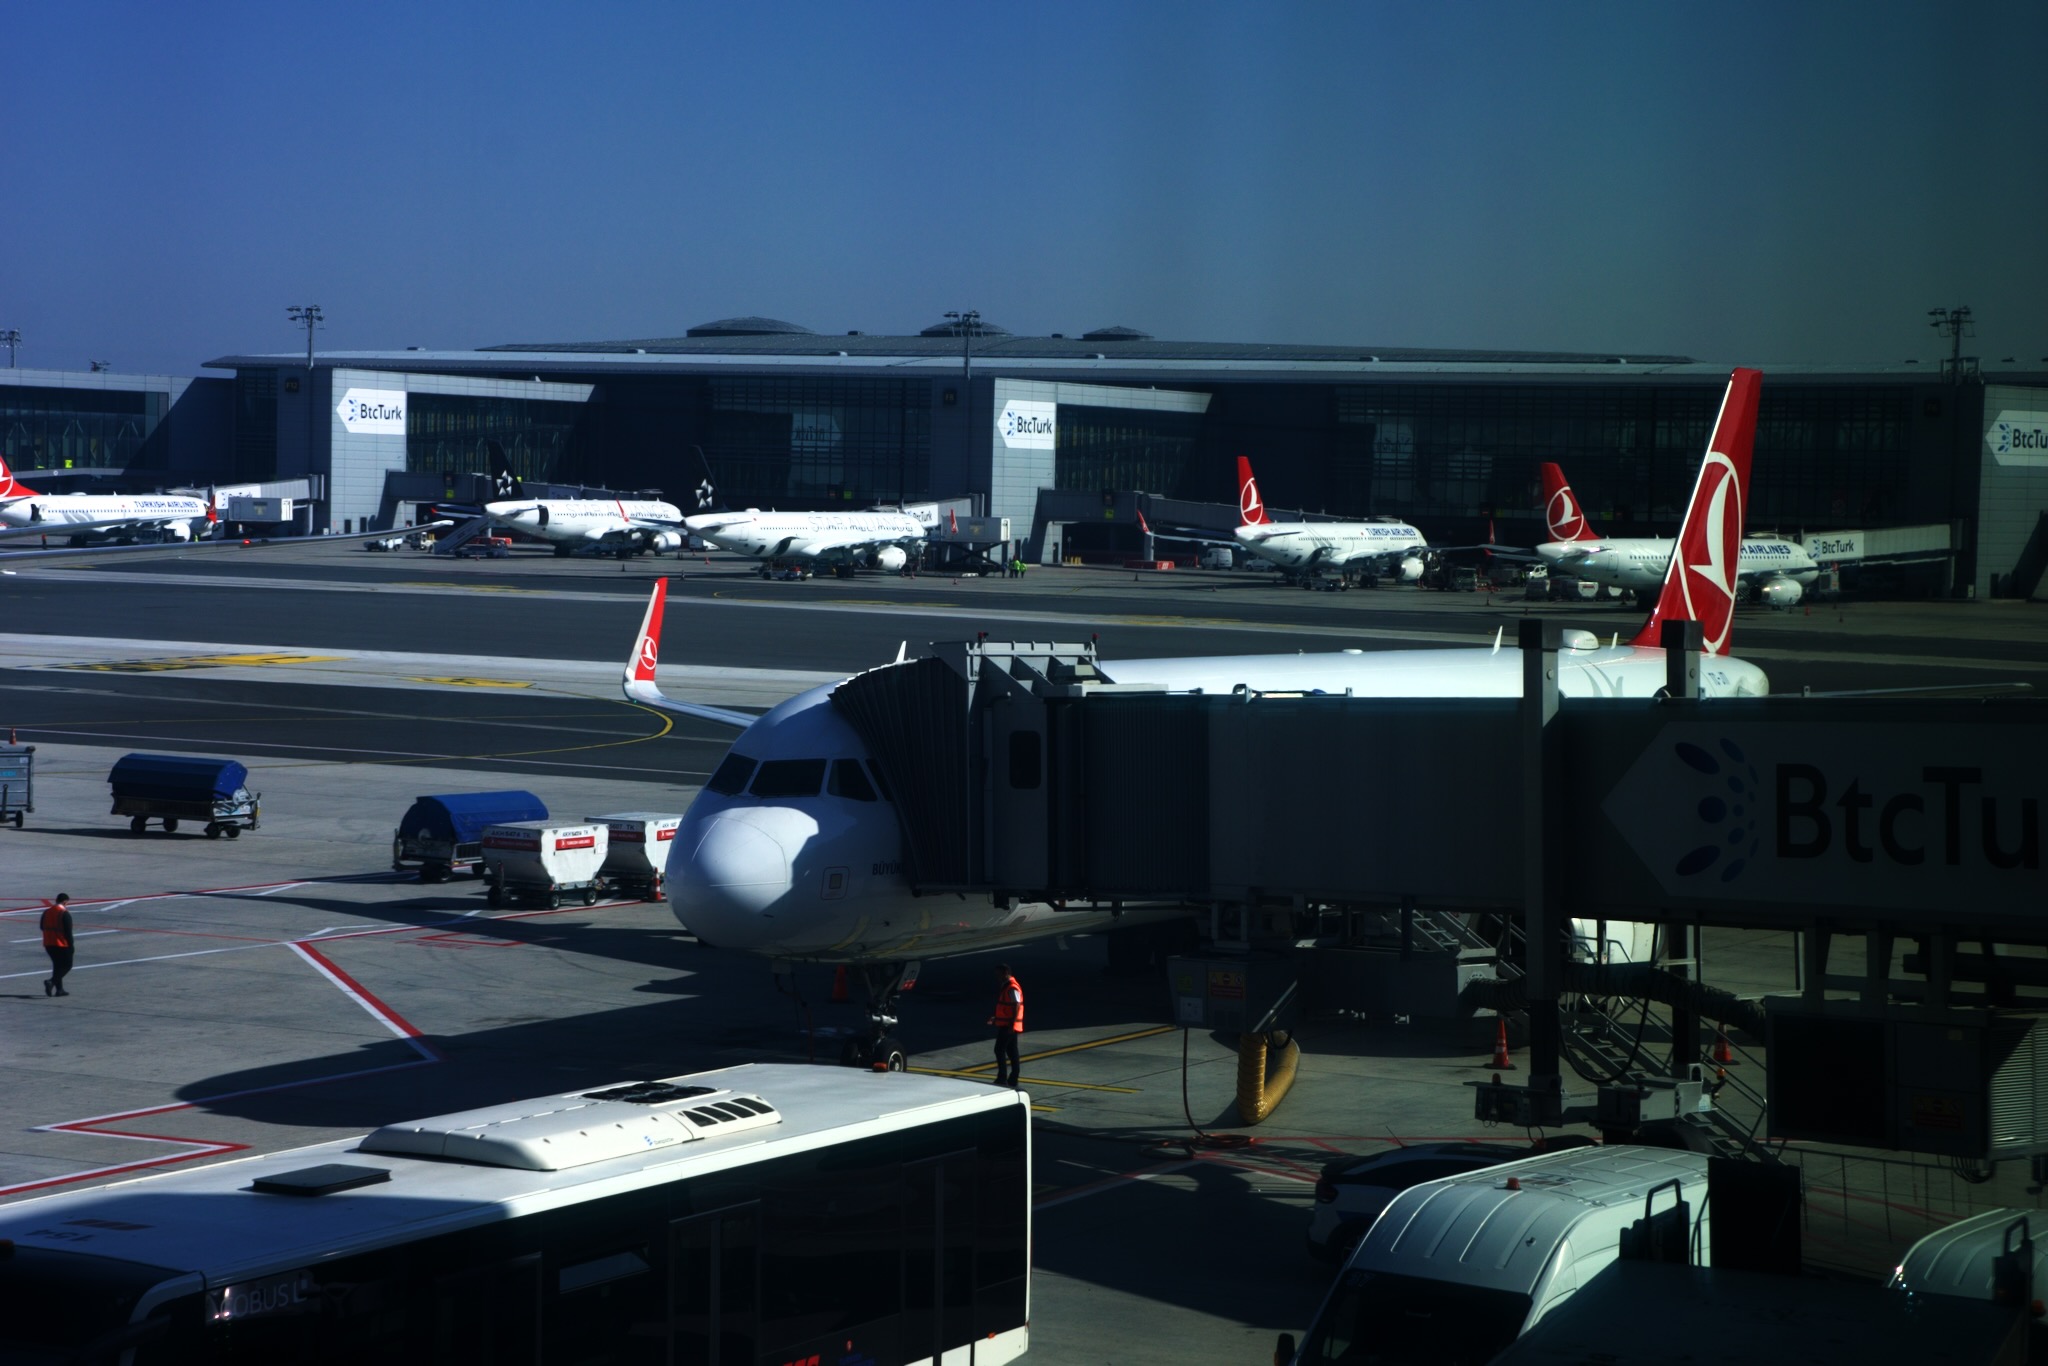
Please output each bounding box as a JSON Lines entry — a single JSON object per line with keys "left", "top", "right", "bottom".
{"left": 706, "top": 753, "right": 757, "bottom": 796}
{"left": 750, "top": 758, "right": 827, "bottom": 798}
{"left": 828, "top": 759, "right": 877, "bottom": 801}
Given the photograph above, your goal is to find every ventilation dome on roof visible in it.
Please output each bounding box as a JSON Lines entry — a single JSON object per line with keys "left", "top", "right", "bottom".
{"left": 685, "top": 317, "right": 816, "bottom": 338}
{"left": 1081, "top": 325, "right": 1152, "bottom": 341}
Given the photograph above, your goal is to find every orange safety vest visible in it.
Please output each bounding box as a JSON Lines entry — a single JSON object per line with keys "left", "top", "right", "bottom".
{"left": 994, "top": 976, "right": 1024, "bottom": 1033}
{"left": 40, "top": 904, "right": 72, "bottom": 950}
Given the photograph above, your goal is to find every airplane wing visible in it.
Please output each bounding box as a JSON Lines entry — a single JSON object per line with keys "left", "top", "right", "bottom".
{"left": 0, "top": 520, "right": 454, "bottom": 561}
{"left": 620, "top": 577, "right": 760, "bottom": 730}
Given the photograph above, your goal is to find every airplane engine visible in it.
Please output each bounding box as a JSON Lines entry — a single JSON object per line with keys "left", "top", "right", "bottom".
{"left": 169, "top": 522, "right": 194, "bottom": 542}
{"left": 1758, "top": 575, "right": 1803, "bottom": 608}
{"left": 1395, "top": 556, "right": 1424, "bottom": 583}
{"left": 873, "top": 545, "right": 908, "bottom": 573}
{"left": 650, "top": 531, "right": 683, "bottom": 553}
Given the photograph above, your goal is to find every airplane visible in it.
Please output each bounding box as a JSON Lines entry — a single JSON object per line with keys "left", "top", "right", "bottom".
{"left": 477, "top": 461, "right": 690, "bottom": 559}
{"left": 1232, "top": 455, "right": 1431, "bottom": 588}
{"left": 683, "top": 505, "right": 932, "bottom": 579}
{"left": 1534, "top": 461, "right": 1819, "bottom": 607}
{"left": 0, "top": 452, "right": 214, "bottom": 544}
{"left": 620, "top": 367, "right": 1770, "bottom": 1069}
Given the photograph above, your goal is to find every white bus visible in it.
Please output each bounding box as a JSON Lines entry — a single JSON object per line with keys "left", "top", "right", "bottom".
{"left": 0, "top": 1064, "right": 1030, "bottom": 1365}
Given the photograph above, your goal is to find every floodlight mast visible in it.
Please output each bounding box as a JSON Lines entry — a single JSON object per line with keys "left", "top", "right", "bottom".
{"left": 287, "top": 305, "right": 323, "bottom": 370}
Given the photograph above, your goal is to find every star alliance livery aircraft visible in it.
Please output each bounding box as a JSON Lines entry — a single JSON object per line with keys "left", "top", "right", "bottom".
{"left": 623, "top": 368, "right": 1768, "bottom": 1068}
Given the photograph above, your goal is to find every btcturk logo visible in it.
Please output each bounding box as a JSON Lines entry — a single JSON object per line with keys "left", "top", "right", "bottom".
{"left": 1547, "top": 486, "right": 1584, "bottom": 540}
{"left": 1669, "top": 737, "right": 1760, "bottom": 883}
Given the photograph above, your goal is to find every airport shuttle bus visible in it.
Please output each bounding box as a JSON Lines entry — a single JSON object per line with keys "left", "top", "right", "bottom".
{"left": 0, "top": 1065, "right": 1030, "bottom": 1365}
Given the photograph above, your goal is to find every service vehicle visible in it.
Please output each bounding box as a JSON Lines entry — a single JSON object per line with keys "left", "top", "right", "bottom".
{"left": 586, "top": 810, "right": 682, "bottom": 901}
{"left": 1889, "top": 1207, "right": 2048, "bottom": 1310}
{"left": 0, "top": 1064, "right": 1032, "bottom": 1366}
{"left": 107, "top": 753, "right": 260, "bottom": 839}
{"left": 392, "top": 790, "right": 547, "bottom": 881}
{"left": 481, "top": 819, "right": 609, "bottom": 908}
{"left": 1288, "top": 1145, "right": 1710, "bottom": 1366}
{"left": 1307, "top": 1142, "right": 1545, "bottom": 1263}
{"left": 454, "top": 535, "right": 514, "bottom": 559}
{"left": 0, "top": 742, "right": 32, "bottom": 828}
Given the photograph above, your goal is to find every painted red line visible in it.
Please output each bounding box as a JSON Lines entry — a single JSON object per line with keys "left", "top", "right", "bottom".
{"left": 291, "top": 940, "right": 429, "bottom": 1042}
{"left": 0, "top": 1144, "right": 250, "bottom": 1199}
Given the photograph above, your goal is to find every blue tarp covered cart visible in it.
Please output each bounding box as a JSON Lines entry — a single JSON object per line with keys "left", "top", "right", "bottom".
{"left": 0, "top": 745, "right": 33, "bottom": 829}
{"left": 392, "top": 791, "right": 548, "bottom": 882}
{"left": 107, "top": 753, "right": 261, "bottom": 839}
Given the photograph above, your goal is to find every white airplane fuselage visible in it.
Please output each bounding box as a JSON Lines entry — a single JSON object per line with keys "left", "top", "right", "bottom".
{"left": 685, "top": 509, "right": 928, "bottom": 567}
{"left": 0, "top": 492, "right": 208, "bottom": 539}
{"left": 487, "top": 498, "right": 685, "bottom": 551}
{"left": 667, "top": 641, "right": 1768, "bottom": 961}
{"left": 1541, "top": 535, "right": 1819, "bottom": 597}
{"left": 1234, "top": 520, "right": 1427, "bottom": 577}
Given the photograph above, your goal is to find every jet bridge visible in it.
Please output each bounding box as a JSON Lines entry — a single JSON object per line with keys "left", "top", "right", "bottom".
{"left": 831, "top": 625, "right": 2048, "bottom": 1161}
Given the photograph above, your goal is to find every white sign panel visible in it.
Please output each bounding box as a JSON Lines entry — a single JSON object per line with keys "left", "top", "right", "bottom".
{"left": 996, "top": 400, "right": 1056, "bottom": 450}
{"left": 1988, "top": 409, "right": 2048, "bottom": 467}
{"left": 1601, "top": 721, "right": 2044, "bottom": 918}
{"left": 1803, "top": 532, "right": 1862, "bottom": 561}
{"left": 336, "top": 388, "right": 408, "bottom": 435}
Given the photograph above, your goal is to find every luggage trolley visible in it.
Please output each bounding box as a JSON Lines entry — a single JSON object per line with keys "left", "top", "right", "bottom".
{"left": 0, "top": 744, "right": 32, "bottom": 829}
{"left": 481, "top": 820, "right": 610, "bottom": 909}
{"left": 393, "top": 791, "right": 547, "bottom": 883}
{"left": 586, "top": 812, "right": 683, "bottom": 902}
{"left": 107, "top": 753, "right": 260, "bottom": 839}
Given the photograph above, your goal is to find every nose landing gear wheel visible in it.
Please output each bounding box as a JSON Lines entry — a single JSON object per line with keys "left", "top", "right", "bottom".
{"left": 873, "top": 1037, "right": 908, "bottom": 1072}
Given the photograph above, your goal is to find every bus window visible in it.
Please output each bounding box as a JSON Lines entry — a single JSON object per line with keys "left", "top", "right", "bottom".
{"left": 672, "top": 1203, "right": 759, "bottom": 1366}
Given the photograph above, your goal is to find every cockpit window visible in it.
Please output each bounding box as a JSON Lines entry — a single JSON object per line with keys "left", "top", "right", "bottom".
{"left": 829, "top": 759, "right": 877, "bottom": 802}
{"left": 750, "top": 758, "right": 828, "bottom": 798}
{"left": 865, "top": 760, "right": 893, "bottom": 801}
{"left": 706, "top": 753, "right": 757, "bottom": 796}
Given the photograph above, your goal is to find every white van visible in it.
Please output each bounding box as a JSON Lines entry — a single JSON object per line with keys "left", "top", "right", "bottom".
{"left": 1890, "top": 1207, "right": 2048, "bottom": 1310}
{"left": 1288, "top": 1145, "right": 1709, "bottom": 1365}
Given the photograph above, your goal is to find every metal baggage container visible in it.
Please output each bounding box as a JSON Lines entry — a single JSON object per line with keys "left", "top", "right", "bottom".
{"left": 585, "top": 811, "right": 683, "bottom": 900}
{"left": 481, "top": 820, "right": 609, "bottom": 908}
{"left": 0, "top": 744, "right": 31, "bottom": 829}
{"left": 393, "top": 791, "right": 547, "bottom": 882}
{"left": 107, "top": 753, "right": 260, "bottom": 839}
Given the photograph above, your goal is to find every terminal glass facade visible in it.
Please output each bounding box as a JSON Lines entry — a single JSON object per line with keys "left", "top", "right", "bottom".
{"left": 705, "top": 377, "right": 930, "bottom": 505}
{"left": 1, "top": 384, "right": 165, "bottom": 472}
{"left": 405, "top": 394, "right": 587, "bottom": 485}
{"left": 1053, "top": 405, "right": 1206, "bottom": 498}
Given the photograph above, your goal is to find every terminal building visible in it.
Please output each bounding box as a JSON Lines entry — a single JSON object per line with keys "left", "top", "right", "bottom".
{"left": 4, "top": 316, "right": 2046, "bottom": 596}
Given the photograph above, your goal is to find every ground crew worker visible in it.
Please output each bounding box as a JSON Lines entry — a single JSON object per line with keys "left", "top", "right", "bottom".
{"left": 989, "top": 963, "right": 1024, "bottom": 1088}
{"left": 41, "top": 892, "right": 74, "bottom": 998}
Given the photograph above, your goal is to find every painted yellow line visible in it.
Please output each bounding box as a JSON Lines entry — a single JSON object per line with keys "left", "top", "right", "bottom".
{"left": 909, "top": 1067, "right": 1136, "bottom": 1094}
{"left": 51, "top": 652, "right": 347, "bottom": 672}
{"left": 401, "top": 676, "right": 536, "bottom": 689}
{"left": 928, "top": 1023, "right": 1177, "bottom": 1090}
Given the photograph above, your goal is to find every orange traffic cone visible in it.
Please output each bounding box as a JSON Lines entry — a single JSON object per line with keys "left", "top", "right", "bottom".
{"left": 1486, "top": 1017, "right": 1516, "bottom": 1070}
{"left": 1712, "top": 1026, "right": 1739, "bottom": 1066}
{"left": 831, "top": 965, "right": 849, "bottom": 1004}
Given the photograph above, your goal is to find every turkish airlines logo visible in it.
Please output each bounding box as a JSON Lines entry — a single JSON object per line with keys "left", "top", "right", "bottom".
{"left": 638, "top": 635, "right": 658, "bottom": 675}
{"left": 1677, "top": 451, "right": 1741, "bottom": 655}
{"left": 1240, "top": 475, "right": 1264, "bottom": 523}
{"left": 1546, "top": 486, "right": 1584, "bottom": 540}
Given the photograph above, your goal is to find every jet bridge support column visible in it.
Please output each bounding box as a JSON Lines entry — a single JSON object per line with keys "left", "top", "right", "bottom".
{"left": 1519, "top": 621, "right": 1565, "bottom": 1124}
{"left": 1659, "top": 620, "right": 1704, "bottom": 1077}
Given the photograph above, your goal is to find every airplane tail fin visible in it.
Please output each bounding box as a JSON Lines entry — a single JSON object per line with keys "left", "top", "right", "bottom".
{"left": 1235, "top": 456, "right": 1274, "bottom": 526}
{"left": 1539, "top": 463, "right": 1600, "bottom": 542}
{"left": 626, "top": 576, "right": 667, "bottom": 692}
{"left": 1137, "top": 507, "right": 1152, "bottom": 536}
{"left": 1629, "top": 368, "right": 1763, "bottom": 656}
{"left": 206, "top": 488, "right": 219, "bottom": 525}
{"left": 0, "top": 450, "right": 39, "bottom": 500}
{"left": 486, "top": 441, "right": 522, "bottom": 499}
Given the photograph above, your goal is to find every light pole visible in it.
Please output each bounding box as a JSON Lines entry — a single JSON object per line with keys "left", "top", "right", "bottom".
{"left": 0, "top": 329, "right": 19, "bottom": 368}
{"left": 286, "top": 305, "right": 323, "bottom": 369}
{"left": 945, "top": 310, "right": 981, "bottom": 514}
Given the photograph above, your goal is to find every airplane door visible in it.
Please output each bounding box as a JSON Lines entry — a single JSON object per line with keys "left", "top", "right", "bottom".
{"left": 985, "top": 695, "right": 1050, "bottom": 891}
{"left": 670, "top": 1202, "right": 759, "bottom": 1366}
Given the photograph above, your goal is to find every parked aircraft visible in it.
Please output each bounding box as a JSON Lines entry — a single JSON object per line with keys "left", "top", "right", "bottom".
{"left": 485, "top": 493, "right": 691, "bottom": 559}
{"left": 0, "top": 453, "right": 213, "bottom": 544}
{"left": 683, "top": 505, "right": 932, "bottom": 578}
{"left": 621, "top": 369, "right": 1770, "bottom": 1067}
{"left": 1233, "top": 456, "right": 1430, "bottom": 586}
{"left": 1534, "top": 461, "right": 1819, "bottom": 607}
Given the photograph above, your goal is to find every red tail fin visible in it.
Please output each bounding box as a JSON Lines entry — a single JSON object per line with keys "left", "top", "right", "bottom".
{"left": 206, "top": 489, "right": 219, "bottom": 524}
{"left": 0, "top": 450, "right": 39, "bottom": 501}
{"left": 1630, "top": 369, "right": 1763, "bottom": 657}
{"left": 1235, "top": 456, "right": 1272, "bottom": 526}
{"left": 1137, "top": 508, "right": 1152, "bottom": 535}
{"left": 1539, "top": 463, "right": 1599, "bottom": 542}
{"left": 627, "top": 577, "right": 668, "bottom": 686}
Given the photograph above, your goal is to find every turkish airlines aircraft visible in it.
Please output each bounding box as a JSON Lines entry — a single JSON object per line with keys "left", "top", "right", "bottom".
{"left": 0, "top": 453, "right": 212, "bottom": 543}
{"left": 620, "top": 368, "right": 1769, "bottom": 1068}
{"left": 1535, "top": 461, "right": 1819, "bottom": 607}
{"left": 1233, "top": 456, "right": 1429, "bottom": 586}
{"left": 486, "top": 494, "right": 691, "bottom": 558}
{"left": 683, "top": 506, "right": 932, "bottom": 578}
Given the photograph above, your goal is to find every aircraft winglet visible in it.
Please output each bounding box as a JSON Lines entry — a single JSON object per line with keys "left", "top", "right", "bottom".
{"left": 620, "top": 577, "right": 758, "bottom": 729}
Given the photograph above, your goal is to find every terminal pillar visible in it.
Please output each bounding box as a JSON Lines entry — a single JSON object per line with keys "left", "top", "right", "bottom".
{"left": 1519, "top": 620, "right": 1564, "bottom": 1121}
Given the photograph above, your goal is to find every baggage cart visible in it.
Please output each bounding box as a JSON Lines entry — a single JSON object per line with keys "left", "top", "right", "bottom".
{"left": 107, "top": 753, "right": 260, "bottom": 838}
{"left": 585, "top": 811, "right": 683, "bottom": 901}
{"left": 393, "top": 791, "right": 547, "bottom": 882}
{"left": 0, "top": 744, "right": 31, "bottom": 829}
{"left": 481, "top": 821, "right": 609, "bottom": 908}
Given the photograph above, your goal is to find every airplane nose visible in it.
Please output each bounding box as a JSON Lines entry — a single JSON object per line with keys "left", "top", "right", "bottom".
{"left": 670, "top": 814, "right": 794, "bottom": 946}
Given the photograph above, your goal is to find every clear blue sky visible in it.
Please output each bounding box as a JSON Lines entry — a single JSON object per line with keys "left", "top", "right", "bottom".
{"left": 5, "top": 2, "right": 2043, "bottom": 377}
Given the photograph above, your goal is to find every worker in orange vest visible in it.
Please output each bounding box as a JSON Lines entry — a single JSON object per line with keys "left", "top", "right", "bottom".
{"left": 989, "top": 963, "right": 1024, "bottom": 1089}
{"left": 41, "top": 892, "right": 74, "bottom": 998}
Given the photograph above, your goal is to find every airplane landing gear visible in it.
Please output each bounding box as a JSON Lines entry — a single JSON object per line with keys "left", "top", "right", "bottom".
{"left": 838, "top": 960, "right": 920, "bottom": 1072}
